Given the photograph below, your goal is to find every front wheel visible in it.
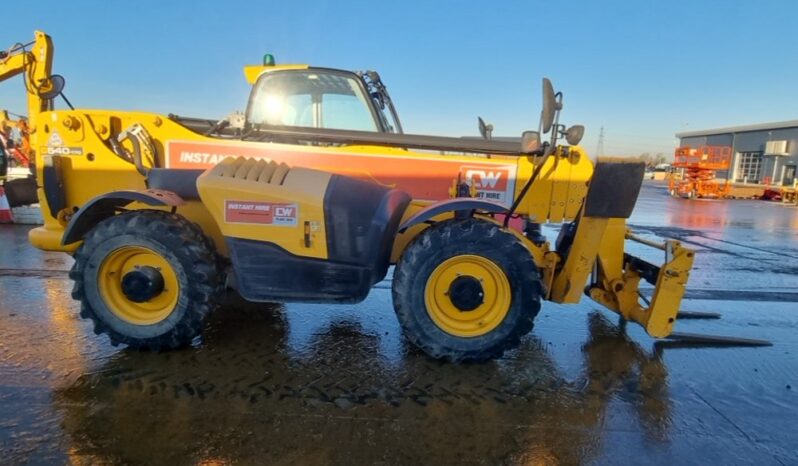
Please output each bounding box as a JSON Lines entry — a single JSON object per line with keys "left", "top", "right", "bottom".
{"left": 70, "top": 210, "right": 223, "bottom": 350}
{"left": 392, "top": 219, "right": 543, "bottom": 362}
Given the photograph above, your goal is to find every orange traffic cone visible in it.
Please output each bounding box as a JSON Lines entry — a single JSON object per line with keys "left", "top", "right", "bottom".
{"left": 0, "top": 186, "right": 14, "bottom": 223}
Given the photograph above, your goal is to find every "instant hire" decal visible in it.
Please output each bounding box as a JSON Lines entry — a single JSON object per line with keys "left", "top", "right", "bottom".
{"left": 225, "top": 201, "right": 298, "bottom": 226}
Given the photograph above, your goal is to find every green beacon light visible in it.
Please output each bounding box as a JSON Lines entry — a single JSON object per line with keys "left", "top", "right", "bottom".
{"left": 263, "top": 54, "right": 275, "bottom": 66}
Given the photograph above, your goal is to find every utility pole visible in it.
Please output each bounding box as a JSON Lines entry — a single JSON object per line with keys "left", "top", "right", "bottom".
{"left": 595, "top": 126, "right": 605, "bottom": 159}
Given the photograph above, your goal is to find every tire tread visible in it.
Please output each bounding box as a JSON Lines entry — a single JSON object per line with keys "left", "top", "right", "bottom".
{"left": 70, "top": 210, "right": 222, "bottom": 350}
{"left": 392, "top": 218, "right": 543, "bottom": 362}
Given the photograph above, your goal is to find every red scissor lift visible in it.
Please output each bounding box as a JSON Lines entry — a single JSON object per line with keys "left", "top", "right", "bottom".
{"left": 669, "top": 145, "right": 732, "bottom": 199}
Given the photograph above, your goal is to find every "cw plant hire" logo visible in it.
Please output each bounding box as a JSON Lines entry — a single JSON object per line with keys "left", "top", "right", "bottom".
{"left": 462, "top": 166, "right": 511, "bottom": 191}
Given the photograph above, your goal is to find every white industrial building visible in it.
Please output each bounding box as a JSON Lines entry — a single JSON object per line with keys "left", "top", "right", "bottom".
{"left": 676, "top": 120, "right": 798, "bottom": 186}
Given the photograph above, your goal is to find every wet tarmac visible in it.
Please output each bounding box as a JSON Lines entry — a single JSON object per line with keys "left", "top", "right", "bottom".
{"left": 1, "top": 183, "right": 797, "bottom": 465}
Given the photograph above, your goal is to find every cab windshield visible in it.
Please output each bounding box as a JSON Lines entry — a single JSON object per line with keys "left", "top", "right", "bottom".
{"left": 247, "top": 70, "right": 380, "bottom": 132}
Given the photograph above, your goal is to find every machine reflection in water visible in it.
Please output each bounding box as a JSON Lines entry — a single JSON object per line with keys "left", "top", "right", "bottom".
{"left": 52, "top": 295, "right": 672, "bottom": 465}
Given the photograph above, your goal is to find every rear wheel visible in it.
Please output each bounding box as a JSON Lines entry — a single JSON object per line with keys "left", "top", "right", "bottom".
{"left": 70, "top": 210, "right": 222, "bottom": 349}
{"left": 392, "top": 218, "right": 543, "bottom": 362}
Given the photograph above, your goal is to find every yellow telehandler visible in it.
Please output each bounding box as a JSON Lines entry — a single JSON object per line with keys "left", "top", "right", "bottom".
{"left": 2, "top": 31, "right": 758, "bottom": 361}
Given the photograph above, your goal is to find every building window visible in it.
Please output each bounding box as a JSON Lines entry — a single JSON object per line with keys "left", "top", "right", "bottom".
{"left": 735, "top": 151, "right": 762, "bottom": 183}
{"left": 784, "top": 164, "right": 797, "bottom": 186}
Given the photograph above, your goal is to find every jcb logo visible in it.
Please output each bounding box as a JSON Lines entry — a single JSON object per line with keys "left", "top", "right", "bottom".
{"left": 275, "top": 206, "right": 294, "bottom": 217}
{"left": 462, "top": 166, "right": 510, "bottom": 191}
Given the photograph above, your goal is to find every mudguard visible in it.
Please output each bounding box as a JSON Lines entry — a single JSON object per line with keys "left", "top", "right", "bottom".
{"left": 398, "top": 198, "right": 508, "bottom": 233}
{"left": 61, "top": 189, "right": 184, "bottom": 245}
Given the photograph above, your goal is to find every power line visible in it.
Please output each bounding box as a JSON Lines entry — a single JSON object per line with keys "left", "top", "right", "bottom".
{"left": 595, "top": 126, "right": 605, "bottom": 158}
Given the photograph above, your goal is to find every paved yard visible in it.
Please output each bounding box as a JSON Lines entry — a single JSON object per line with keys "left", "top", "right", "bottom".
{"left": 1, "top": 183, "right": 796, "bottom": 465}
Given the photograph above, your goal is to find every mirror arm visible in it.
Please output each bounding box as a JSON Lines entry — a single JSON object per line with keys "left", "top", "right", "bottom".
{"left": 60, "top": 92, "right": 75, "bottom": 110}
{"left": 549, "top": 102, "right": 563, "bottom": 148}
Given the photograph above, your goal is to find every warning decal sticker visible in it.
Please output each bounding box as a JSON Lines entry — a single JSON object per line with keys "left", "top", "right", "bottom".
{"left": 225, "top": 201, "right": 298, "bottom": 226}
{"left": 47, "top": 131, "right": 65, "bottom": 146}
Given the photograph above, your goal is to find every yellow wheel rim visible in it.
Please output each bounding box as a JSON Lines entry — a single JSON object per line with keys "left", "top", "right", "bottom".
{"left": 97, "top": 246, "right": 180, "bottom": 325}
{"left": 424, "top": 254, "right": 512, "bottom": 337}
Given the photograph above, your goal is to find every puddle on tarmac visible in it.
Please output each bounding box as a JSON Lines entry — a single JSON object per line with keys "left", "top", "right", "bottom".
{"left": 44, "top": 297, "right": 675, "bottom": 465}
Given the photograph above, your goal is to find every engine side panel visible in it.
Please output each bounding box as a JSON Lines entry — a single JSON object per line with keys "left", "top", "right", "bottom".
{"left": 324, "top": 174, "right": 410, "bottom": 284}
{"left": 198, "top": 157, "right": 410, "bottom": 301}
{"left": 197, "top": 157, "right": 332, "bottom": 259}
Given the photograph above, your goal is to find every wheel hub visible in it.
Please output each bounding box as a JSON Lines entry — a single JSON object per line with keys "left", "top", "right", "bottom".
{"left": 424, "top": 254, "right": 512, "bottom": 337}
{"left": 448, "top": 275, "right": 484, "bottom": 312}
{"left": 121, "top": 266, "right": 165, "bottom": 303}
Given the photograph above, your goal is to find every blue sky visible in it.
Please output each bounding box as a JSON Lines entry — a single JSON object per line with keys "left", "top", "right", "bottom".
{"left": 1, "top": 0, "right": 796, "bottom": 157}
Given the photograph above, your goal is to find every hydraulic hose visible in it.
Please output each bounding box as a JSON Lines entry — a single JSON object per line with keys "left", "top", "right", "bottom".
{"left": 503, "top": 152, "right": 550, "bottom": 228}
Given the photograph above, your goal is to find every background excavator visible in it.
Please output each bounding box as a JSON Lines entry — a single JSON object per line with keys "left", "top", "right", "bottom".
{"left": 0, "top": 110, "right": 32, "bottom": 169}
{"left": 0, "top": 30, "right": 763, "bottom": 361}
{"left": 0, "top": 109, "right": 37, "bottom": 211}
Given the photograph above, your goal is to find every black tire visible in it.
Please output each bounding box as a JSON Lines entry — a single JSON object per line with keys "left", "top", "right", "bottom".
{"left": 70, "top": 210, "right": 223, "bottom": 350}
{"left": 392, "top": 218, "right": 543, "bottom": 362}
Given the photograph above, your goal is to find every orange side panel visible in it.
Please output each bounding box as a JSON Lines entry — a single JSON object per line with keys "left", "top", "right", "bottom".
{"left": 166, "top": 140, "right": 519, "bottom": 206}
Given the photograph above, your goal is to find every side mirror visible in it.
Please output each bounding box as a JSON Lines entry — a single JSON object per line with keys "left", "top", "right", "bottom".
{"left": 478, "top": 116, "right": 493, "bottom": 140}
{"left": 38, "top": 74, "right": 66, "bottom": 100}
{"left": 521, "top": 131, "right": 542, "bottom": 153}
{"left": 541, "top": 78, "right": 556, "bottom": 134}
{"left": 565, "top": 125, "right": 585, "bottom": 145}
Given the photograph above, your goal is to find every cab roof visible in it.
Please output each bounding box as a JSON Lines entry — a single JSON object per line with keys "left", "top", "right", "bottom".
{"left": 243, "top": 64, "right": 310, "bottom": 84}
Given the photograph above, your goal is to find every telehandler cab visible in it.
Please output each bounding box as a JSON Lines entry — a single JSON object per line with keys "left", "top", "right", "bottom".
{"left": 2, "top": 31, "right": 736, "bottom": 361}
